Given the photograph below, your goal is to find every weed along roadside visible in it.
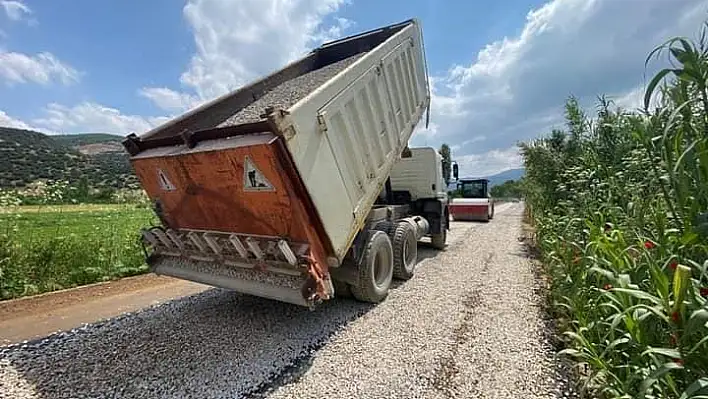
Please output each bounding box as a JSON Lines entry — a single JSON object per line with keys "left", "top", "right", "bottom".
{"left": 0, "top": 201, "right": 156, "bottom": 300}
{"left": 519, "top": 25, "right": 708, "bottom": 399}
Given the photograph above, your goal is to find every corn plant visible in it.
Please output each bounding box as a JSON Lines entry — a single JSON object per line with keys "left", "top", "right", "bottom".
{"left": 521, "top": 22, "right": 708, "bottom": 399}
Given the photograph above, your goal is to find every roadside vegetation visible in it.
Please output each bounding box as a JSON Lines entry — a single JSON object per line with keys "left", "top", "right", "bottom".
{"left": 0, "top": 181, "right": 154, "bottom": 300}
{"left": 490, "top": 179, "right": 523, "bottom": 199}
{"left": 521, "top": 25, "right": 708, "bottom": 398}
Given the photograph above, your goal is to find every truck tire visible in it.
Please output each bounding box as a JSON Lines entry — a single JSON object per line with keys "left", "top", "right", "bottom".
{"left": 351, "top": 230, "right": 394, "bottom": 303}
{"left": 430, "top": 220, "right": 447, "bottom": 250}
{"left": 373, "top": 220, "right": 395, "bottom": 238}
{"left": 392, "top": 221, "right": 417, "bottom": 280}
{"left": 332, "top": 278, "right": 353, "bottom": 299}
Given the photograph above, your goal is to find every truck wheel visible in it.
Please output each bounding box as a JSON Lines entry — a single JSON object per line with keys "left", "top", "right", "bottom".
{"left": 392, "top": 221, "right": 417, "bottom": 280}
{"left": 351, "top": 230, "right": 394, "bottom": 303}
{"left": 373, "top": 220, "right": 395, "bottom": 238}
{"left": 332, "top": 278, "right": 353, "bottom": 299}
{"left": 430, "top": 220, "right": 447, "bottom": 250}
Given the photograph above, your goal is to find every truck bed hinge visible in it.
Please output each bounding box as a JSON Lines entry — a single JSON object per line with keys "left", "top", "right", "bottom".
{"left": 317, "top": 114, "right": 328, "bottom": 133}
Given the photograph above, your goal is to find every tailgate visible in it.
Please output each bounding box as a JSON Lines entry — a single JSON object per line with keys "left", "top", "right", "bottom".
{"left": 127, "top": 131, "right": 334, "bottom": 304}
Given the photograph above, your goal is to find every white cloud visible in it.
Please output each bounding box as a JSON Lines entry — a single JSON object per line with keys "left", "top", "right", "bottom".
{"left": 455, "top": 146, "right": 523, "bottom": 178}
{"left": 309, "top": 16, "right": 355, "bottom": 43}
{"left": 0, "top": 109, "right": 32, "bottom": 130}
{"left": 144, "top": 0, "right": 350, "bottom": 104}
{"left": 31, "top": 102, "right": 167, "bottom": 135}
{"left": 0, "top": 51, "right": 80, "bottom": 86}
{"left": 3, "top": 0, "right": 353, "bottom": 138}
{"left": 425, "top": 0, "right": 708, "bottom": 176}
{"left": 138, "top": 87, "right": 202, "bottom": 112}
{"left": 1, "top": 0, "right": 31, "bottom": 21}
{"left": 138, "top": 0, "right": 352, "bottom": 112}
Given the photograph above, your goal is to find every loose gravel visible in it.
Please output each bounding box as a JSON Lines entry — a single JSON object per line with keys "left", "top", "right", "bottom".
{"left": 0, "top": 203, "right": 576, "bottom": 399}
{"left": 262, "top": 203, "right": 576, "bottom": 399}
{"left": 218, "top": 53, "right": 365, "bottom": 127}
{"left": 0, "top": 290, "right": 374, "bottom": 399}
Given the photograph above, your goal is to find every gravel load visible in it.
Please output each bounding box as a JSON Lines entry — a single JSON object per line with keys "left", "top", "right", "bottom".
{"left": 218, "top": 53, "right": 366, "bottom": 127}
{"left": 0, "top": 204, "right": 576, "bottom": 399}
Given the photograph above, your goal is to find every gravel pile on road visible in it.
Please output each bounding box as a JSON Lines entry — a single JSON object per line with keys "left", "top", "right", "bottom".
{"left": 218, "top": 53, "right": 365, "bottom": 126}
{"left": 0, "top": 204, "right": 576, "bottom": 399}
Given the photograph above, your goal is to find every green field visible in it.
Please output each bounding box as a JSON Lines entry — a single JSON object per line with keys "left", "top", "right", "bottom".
{"left": 0, "top": 204, "right": 157, "bottom": 300}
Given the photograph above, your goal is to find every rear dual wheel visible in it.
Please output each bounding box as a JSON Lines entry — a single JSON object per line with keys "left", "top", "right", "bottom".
{"left": 349, "top": 221, "right": 420, "bottom": 304}
{"left": 392, "top": 221, "right": 417, "bottom": 280}
{"left": 351, "top": 230, "right": 394, "bottom": 303}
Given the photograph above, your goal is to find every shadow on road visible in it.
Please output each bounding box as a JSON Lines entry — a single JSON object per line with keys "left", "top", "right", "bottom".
{"left": 2, "top": 289, "right": 375, "bottom": 399}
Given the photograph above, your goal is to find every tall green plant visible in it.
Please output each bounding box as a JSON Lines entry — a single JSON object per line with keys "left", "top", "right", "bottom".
{"left": 521, "top": 21, "right": 708, "bottom": 399}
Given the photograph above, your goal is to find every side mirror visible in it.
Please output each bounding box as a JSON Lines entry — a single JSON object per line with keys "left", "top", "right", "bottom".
{"left": 452, "top": 162, "right": 459, "bottom": 180}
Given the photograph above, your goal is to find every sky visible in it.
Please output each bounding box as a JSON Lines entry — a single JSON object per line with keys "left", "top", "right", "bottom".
{"left": 1, "top": 0, "right": 707, "bottom": 177}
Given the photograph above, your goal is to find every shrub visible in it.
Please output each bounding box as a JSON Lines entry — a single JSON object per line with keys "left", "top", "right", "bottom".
{"left": 521, "top": 25, "right": 708, "bottom": 398}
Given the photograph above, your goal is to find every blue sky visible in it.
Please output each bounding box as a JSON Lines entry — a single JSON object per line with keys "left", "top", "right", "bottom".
{"left": 1, "top": 0, "right": 708, "bottom": 176}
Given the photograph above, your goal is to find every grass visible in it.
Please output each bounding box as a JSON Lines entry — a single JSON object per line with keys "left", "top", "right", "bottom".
{"left": 2, "top": 203, "right": 130, "bottom": 214}
{"left": 520, "top": 22, "right": 708, "bottom": 399}
{"left": 0, "top": 203, "right": 156, "bottom": 300}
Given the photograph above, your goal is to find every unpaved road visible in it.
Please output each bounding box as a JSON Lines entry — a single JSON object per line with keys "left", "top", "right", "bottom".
{"left": 1, "top": 202, "right": 573, "bottom": 399}
{"left": 0, "top": 275, "right": 208, "bottom": 346}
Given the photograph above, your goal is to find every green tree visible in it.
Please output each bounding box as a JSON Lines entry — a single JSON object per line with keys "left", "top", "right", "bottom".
{"left": 490, "top": 179, "right": 523, "bottom": 198}
{"left": 76, "top": 176, "right": 90, "bottom": 202}
{"left": 439, "top": 143, "right": 452, "bottom": 185}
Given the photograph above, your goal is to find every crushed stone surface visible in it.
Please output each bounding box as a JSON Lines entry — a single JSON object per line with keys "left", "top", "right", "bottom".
{"left": 218, "top": 53, "right": 365, "bottom": 127}
{"left": 0, "top": 203, "right": 577, "bottom": 399}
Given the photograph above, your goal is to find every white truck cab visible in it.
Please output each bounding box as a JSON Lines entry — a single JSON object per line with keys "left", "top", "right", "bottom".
{"left": 389, "top": 147, "right": 448, "bottom": 203}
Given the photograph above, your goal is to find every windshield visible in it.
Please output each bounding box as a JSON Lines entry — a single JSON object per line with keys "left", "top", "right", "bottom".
{"left": 459, "top": 181, "right": 486, "bottom": 198}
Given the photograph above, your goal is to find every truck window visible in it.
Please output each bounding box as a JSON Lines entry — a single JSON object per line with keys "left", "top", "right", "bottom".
{"left": 460, "top": 181, "right": 485, "bottom": 198}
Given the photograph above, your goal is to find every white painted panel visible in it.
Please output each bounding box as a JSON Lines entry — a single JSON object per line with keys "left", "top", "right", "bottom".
{"left": 389, "top": 147, "right": 442, "bottom": 200}
{"left": 285, "top": 20, "right": 430, "bottom": 261}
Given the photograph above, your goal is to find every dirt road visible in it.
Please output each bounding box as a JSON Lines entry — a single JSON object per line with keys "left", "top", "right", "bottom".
{"left": 0, "top": 275, "right": 207, "bottom": 345}
{"left": 1, "top": 202, "right": 574, "bottom": 399}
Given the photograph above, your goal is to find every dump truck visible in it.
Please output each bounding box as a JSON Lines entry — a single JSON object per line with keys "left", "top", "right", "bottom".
{"left": 122, "top": 18, "right": 449, "bottom": 308}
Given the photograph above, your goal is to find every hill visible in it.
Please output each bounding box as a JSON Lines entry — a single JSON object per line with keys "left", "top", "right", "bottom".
{"left": 0, "top": 127, "right": 135, "bottom": 188}
{"left": 53, "top": 133, "right": 125, "bottom": 155}
{"left": 446, "top": 168, "right": 526, "bottom": 191}
{"left": 485, "top": 168, "right": 525, "bottom": 187}
{"left": 53, "top": 133, "right": 123, "bottom": 146}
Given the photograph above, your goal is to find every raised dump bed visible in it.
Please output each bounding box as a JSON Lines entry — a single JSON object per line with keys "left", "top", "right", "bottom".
{"left": 122, "top": 18, "right": 431, "bottom": 308}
